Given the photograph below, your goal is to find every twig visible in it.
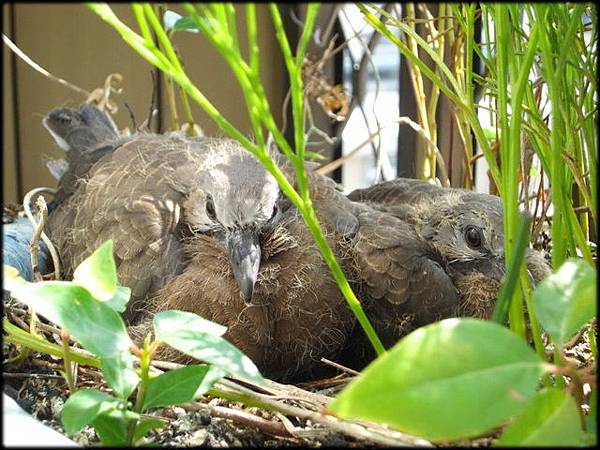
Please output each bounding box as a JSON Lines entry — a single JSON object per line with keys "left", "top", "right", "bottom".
{"left": 206, "top": 382, "right": 431, "bottom": 447}
{"left": 320, "top": 357, "right": 360, "bottom": 376}
{"left": 317, "top": 116, "right": 450, "bottom": 186}
{"left": 340, "top": 5, "right": 394, "bottom": 181}
{"left": 2, "top": 372, "right": 64, "bottom": 380}
{"left": 187, "top": 402, "right": 297, "bottom": 439}
{"left": 85, "top": 73, "right": 123, "bottom": 114}
{"left": 123, "top": 101, "right": 137, "bottom": 131}
{"left": 28, "top": 196, "right": 48, "bottom": 283}
{"left": 23, "top": 187, "right": 60, "bottom": 280}
{"left": 2, "top": 33, "right": 90, "bottom": 97}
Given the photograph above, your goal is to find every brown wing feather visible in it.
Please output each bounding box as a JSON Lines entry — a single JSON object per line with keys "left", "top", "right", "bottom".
{"left": 348, "top": 178, "right": 446, "bottom": 206}
{"left": 351, "top": 204, "right": 459, "bottom": 347}
{"left": 48, "top": 134, "right": 210, "bottom": 321}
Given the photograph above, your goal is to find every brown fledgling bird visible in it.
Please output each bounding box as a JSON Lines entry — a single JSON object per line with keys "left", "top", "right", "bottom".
{"left": 341, "top": 178, "right": 551, "bottom": 366}
{"left": 44, "top": 104, "right": 355, "bottom": 381}
{"left": 44, "top": 104, "right": 550, "bottom": 380}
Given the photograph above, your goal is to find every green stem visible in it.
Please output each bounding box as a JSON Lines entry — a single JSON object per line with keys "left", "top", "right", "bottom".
{"left": 131, "top": 4, "right": 152, "bottom": 45}
{"left": 506, "top": 18, "right": 541, "bottom": 337}
{"left": 552, "top": 345, "right": 566, "bottom": 389}
{"left": 178, "top": 85, "right": 198, "bottom": 136}
{"left": 126, "top": 337, "right": 153, "bottom": 446}
{"left": 142, "top": 3, "right": 183, "bottom": 72}
{"left": 4, "top": 318, "right": 100, "bottom": 367}
{"left": 61, "top": 330, "right": 76, "bottom": 393}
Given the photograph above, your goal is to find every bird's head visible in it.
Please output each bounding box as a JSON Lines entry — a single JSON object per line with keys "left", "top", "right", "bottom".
{"left": 418, "top": 191, "right": 505, "bottom": 280}
{"left": 416, "top": 190, "right": 550, "bottom": 318}
{"left": 183, "top": 139, "right": 282, "bottom": 303}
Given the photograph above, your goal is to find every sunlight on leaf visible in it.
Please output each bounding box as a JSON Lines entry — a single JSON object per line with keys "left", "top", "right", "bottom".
{"left": 329, "top": 318, "right": 549, "bottom": 441}
{"left": 3, "top": 264, "right": 28, "bottom": 291}
{"left": 496, "top": 388, "right": 586, "bottom": 446}
{"left": 154, "top": 310, "right": 263, "bottom": 385}
{"left": 62, "top": 389, "right": 124, "bottom": 435}
{"left": 73, "top": 240, "right": 118, "bottom": 302}
{"left": 532, "top": 258, "right": 596, "bottom": 345}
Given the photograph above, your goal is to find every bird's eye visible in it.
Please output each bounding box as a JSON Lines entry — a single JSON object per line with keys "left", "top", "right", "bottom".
{"left": 465, "top": 226, "right": 483, "bottom": 249}
{"left": 205, "top": 195, "right": 217, "bottom": 221}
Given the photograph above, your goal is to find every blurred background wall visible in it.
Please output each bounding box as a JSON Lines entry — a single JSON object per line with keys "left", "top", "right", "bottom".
{"left": 3, "top": 3, "right": 475, "bottom": 207}
{"left": 2, "top": 3, "right": 287, "bottom": 205}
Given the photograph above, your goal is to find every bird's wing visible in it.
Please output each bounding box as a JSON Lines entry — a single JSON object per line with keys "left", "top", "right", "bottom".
{"left": 351, "top": 203, "right": 459, "bottom": 345}
{"left": 347, "top": 178, "right": 446, "bottom": 206}
{"left": 48, "top": 134, "right": 208, "bottom": 321}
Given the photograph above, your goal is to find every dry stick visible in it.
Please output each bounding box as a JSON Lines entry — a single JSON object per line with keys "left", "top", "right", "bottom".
{"left": 341, "top": 6, "right": 394, "bottom": 181}
{"left": 214, "top": 379, "right": 428, "bottom": 446}
{"left": 149, "top": 358, "right": 418, "bottom": 445}
{"left": 320, "top": 357, "right": 360, "bottom": 376}
{"left": 203, "top": 383, "right": 431, "bottom": 447}
{"left": 317, "top": 116, "right": 449, "bottom": 186}
{"left": 28, "top": 196, "right": 49, "bottom": 283}
{"left": 2, "top": 34, "right": 90, "bottom": 98}
{"left": 186, "top": 402, "right": 296, "bottom": 439}
{"left": 2, "top": 372, "right": 64, "bottom": 380}
{"left": 531, "top": 190, "right": 553, "bottom": 245}
{"left": 530, "top": 168, "right": 545, "bottom": 238}
{"left": 23, "top": 187, "right": 60, "bottom": 280}
{"left": 314, "top": 4, "right": 343, "bottom": 48}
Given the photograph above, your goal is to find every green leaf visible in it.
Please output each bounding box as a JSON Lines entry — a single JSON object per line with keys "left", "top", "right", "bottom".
{"left": 73, "top": 240, "right": 118, "bottom": 301}
{"left": 584, "top": 389, "right": 597, "bottom": 445}
{"left": 143, "top": 364, "right": 222, "bottom": 409}
{"left": 153, "top": 310, "right": 227, "bottom": 337}
{"left": 133, "top": 417, "right": 167, "bottom": 444}
{"left": 329, "top": 318, "right": 548, "bottom": 441}
{"left": 91, "top": 409, "right": 138, "bottom": 446}
{"left": 532, "top": 258, "right": 597, "bottom": 345}
{"left": 3, "top": 264, "right": 28, "bottom": 291}
{"left": 10, "top": 281, "right": 139, "bottom": 398}
{"left": 496, "top": 388, "right": 586, "bottom": 446}
{"left": 104, "top": 286, "right": 131, "bottom": 313}
{"left": 163, "top": 10, "right": 199, "bottom": 32}
{"left": 61, "top": 389, "right": 124, "bottom": 435}
{"left": 101, "top": 354, "right": 141, "bottom": 400}
{"left": 153, "top": 310, "right": 263, "bottom": 385}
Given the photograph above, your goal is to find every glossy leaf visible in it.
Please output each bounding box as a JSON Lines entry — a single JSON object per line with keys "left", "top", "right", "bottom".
{"left": 329, "top": 318, "right": 548, "bottom": 441}
{"left": 133, "top": 417, "right": 167, "bottom": 444}
{"left": 62, "top": 389, "right": 124, "bottom": 435}
{"left": 92, "top": 408, "right": 139, "bottom": 446}
{"left": 10, "top": 281, "right": 139, "bottom": 398}
{"left": 143, "top": 364, "right": 222, "bottom": 409}
{"left": 153, "top": 310, "right": 263, "bottom": 385}
{"left": 154, "top": 310, "right": 226, "bottom": 337}
{"left": 103, "top": 286, "right": 131, "bottom": 313}
{"left": 532, "top": 258, "right": 596, "bottom": 345}
{"left": 73, "top": 240, "right": 118, "bottom": 301}
{"left": 496, "top": 388, "right": 586, "bottom": 446}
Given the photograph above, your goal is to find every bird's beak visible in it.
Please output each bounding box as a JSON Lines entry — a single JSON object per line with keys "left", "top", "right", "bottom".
{"left": 227, "top": 229, "right": 261, "bottom": 302}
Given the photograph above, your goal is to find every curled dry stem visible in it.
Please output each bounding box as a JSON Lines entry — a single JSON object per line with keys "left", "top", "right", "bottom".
{"left": 23, "top": 187, "right": 60, "bottom": 280}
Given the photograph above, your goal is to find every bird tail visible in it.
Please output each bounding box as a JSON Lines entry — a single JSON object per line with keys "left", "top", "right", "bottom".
{"left": 42, "top": 104, "right": 123, "bottom": 208}
{"left": 43, "top": 103, "right": 119, "bottom": 154}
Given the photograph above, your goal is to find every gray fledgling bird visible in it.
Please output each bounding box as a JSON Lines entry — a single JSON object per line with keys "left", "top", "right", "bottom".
{"left": 342, "top": 178, "right": 551, "bottom": 365}
{"left": 44, "top": 105, "right": 355, "bottom": 381}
